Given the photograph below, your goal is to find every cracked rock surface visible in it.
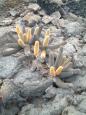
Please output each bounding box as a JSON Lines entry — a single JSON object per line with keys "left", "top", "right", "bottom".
{"left": 0, "top": 1, "right": 86, "bottom": 115}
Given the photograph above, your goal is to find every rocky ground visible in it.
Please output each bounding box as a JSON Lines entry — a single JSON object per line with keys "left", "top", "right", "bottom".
{"left": 0, "top": 0, "right": 86, "bottom": 115}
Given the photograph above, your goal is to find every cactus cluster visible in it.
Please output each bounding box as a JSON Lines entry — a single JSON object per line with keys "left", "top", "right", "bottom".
{"left": 1, "top": 23, "right": 81, "bottom": 89}
{"left": 32, "top": 44, "right": 81, "bottom": 89}
{"left": 48, "top": 47, "right": 80, "bottom": 78}
{"left": 16, "top": 24, "right": 32, "bottom": 48}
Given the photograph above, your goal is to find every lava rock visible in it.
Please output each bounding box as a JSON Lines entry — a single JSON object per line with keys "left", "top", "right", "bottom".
{"left": 38, "top": 10, "right": 46, "bottom": 16}
{"left": 62, "top": 106, "right": 86, "bottom": 115}
{"left": 42, "top": 0, "right": 64, "bottom": 5}
{"left": 14, "top": 68, "right": 53, "bottom": 98}
{"left": 0, "top": 106, "right": 19, "bottom": 115}
{"left": 19, "top": 97, "right": 68, "bottom": 115}
{"left": 0, "top": 18, "right": 13, "bottom": 26}
{"left": 78, "top": 98, "right": 86, "bottom": 113}
{"left": 79, "top": 45, "right": 86, "bottom": 56}
{"left": 64, "top": 21, "right": 84, "bottom": 36}
{"left": 42, "top": 15, "right": 53, "bottom": 24}
{"left": 14, "top": 69, "right": 41, "bottom": 85}
{"left": 0, "top": 56, "right": 21, "bottom": 79}
{"left": 63, "top": 43, "right": 76, "bottom": 56}
{"left": 83, "top": 34, "right": 86, "bottom": 43}
{"left": 22, "top": 0, "right": 37, "bottom": 3}
{"left": 74, "top": 75, "right": 86, "bottom": 88}
{"left": 9, "top": 9, "right": 20, "bottom": 17}
{"left": 23, "top": 12, "right": 41, "bottom": 26}
{"left": 0, "top": 79, "right": 25, "bottom": 108}
{"left": 28, "top": 3, "right": 41, "bottom": 12}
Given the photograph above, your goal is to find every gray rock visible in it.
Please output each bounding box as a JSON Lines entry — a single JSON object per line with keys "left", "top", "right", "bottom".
{"left": 0, "top": 106, "right": 19, "bottom": 115}
{"left": 0, "top": 56, "right": 21, "bottom": 79}
{"left": 19, "top": 97, "right": 68, "bottom": 115}
{"left": 44, "top": 86, "right": 74, "bottom": 100}
{"left": 63, "top": 43, "right": 76, "bottom": 56}
{"left": 74, "top": 55, "right": 86, "bottom": 68}
{"left": 73, "top": 54, "right": 84, "bottom": 68}
{"left": 0, "top": 27, "right": 14, "bottom": 39}
{"left": 21, "top": 78, "right": 53, "bottom": 97}
{"left": 64, "top": 22, "right": 84, "bottom": 36}
{"left": 78, "top": 99, "right": 86, "bottom": 113}
{"left": 73, "top": 75, "right": 86, "bottom": 88}
{"left": 0, "top": 18, "right": 13, "bottom": 26}
{"left": 22, "top": 0, "right": 37, "bottom": 3}
{"left": 0, "top": 79, "right": 25, "bottom": 107}
{"left": 83, "top": 34, "right": 86, "bottom": 43}
{"left": 14, "top": 69, "right": 41, "bottom": 85}
{"left": 0, "top": 31, "right": 17, "bottom": 50}
{"left": 23, "top": 12, "right": 41, "bottom": 26}
{"left": 51, "top": 11, "right": 61, "bottom": 26}
{"left": 62, "top": 106, "right": 86, "bottom": 115}
{"left": 63, "top": 37, "right": 80, "bottom": 56}
{"left": 14, "top": 68, "right": 53, "bottom": 98}
{"left": 28, "top": 3, "right": 41, "bottom": 11}
{"left": 42, "top": 15, "right": 53, "bottom": 24}
{"left": 42, "top": 0, "right": 63, "bottom": 5}
{"left": 9, "top": 9, "right": 20, "bottom": 17}
{"left": 38, "top": 10, "right": 46, "bottom": 16}
{"left": 0, "top": 0, "right": 20, "bottom": 8}
{"left": 79, "top": 45, "right": 86, "bottom": 56}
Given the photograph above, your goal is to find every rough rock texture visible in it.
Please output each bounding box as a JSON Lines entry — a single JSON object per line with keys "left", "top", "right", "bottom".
{"left": 62, "top": 106, "right": 86, "bottom": 115}
{"left": 64, "top": 21, "right": 84, "bottom": 36}
{"left": 0, "top": 56, "right": 21, "bottom": 79}
{"left": 22, "top": 0, "right": 37, "bottom": 3}
{"left": 14, "top": 69, "right": 52, "bottom": 98}
{"left": 19, "top": 97, "right": 68, "bottom": 115}
{"left": 0, "top": 1, "right": 86, "bottom": 115}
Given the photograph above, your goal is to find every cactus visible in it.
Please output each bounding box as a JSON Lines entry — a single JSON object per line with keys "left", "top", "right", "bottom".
{"left": 50, "top": 66, "right": 56, "bottom": 77}
{"left": 46, "top": 47, "right": 81, "bottom": 89}
{"left": 15, "top": 24, "right": 21, "bottom": 34}
{"left": 26, "top": 28, "right": 32, "bottom": 41}
{"left": 41, "top": 50, "right": 46, "bottom": 59}
{"left": 43, "top": 35, "right": 49, "bottom": 47}
{"left": 34, "top": 41, "right": 39, "bottom": 58}
{"left": 17, "top": 38, "right": 25, "bottom": 48}
{"left": 55, "top": 66, "right": 63, "bottom": 76}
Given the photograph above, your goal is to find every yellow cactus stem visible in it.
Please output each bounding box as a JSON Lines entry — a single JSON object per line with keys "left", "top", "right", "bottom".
{"left": 34, "top": 41, "right": 39, "bottom": 57}
{"left": 45, "top": 29, "right": 50, "bottom": 36}
{"left": 56, "top": 66, "right": 63, "bottom": 76}
{"left": 50, "top": 66, "right": 56, "bottom": 77}
{"left": 18, "top": 32, "right": 24, "bottom": 41}
{"left": 23, "top": 33, "right": 29, "bottom": 44}
{"left": 43, "top": 35, "right": 49, "bottom": 47}
{"left": 16, "top": 24, "right": 21, "bottom": 34}
{"left": 18, "top": 38, "right": 25, "bottom": 48}
{"left": 26, "top": 28, "right": 32, "bottom": 41}
{"left": 41, "top": 50, "right": 46, "bottom": 59}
